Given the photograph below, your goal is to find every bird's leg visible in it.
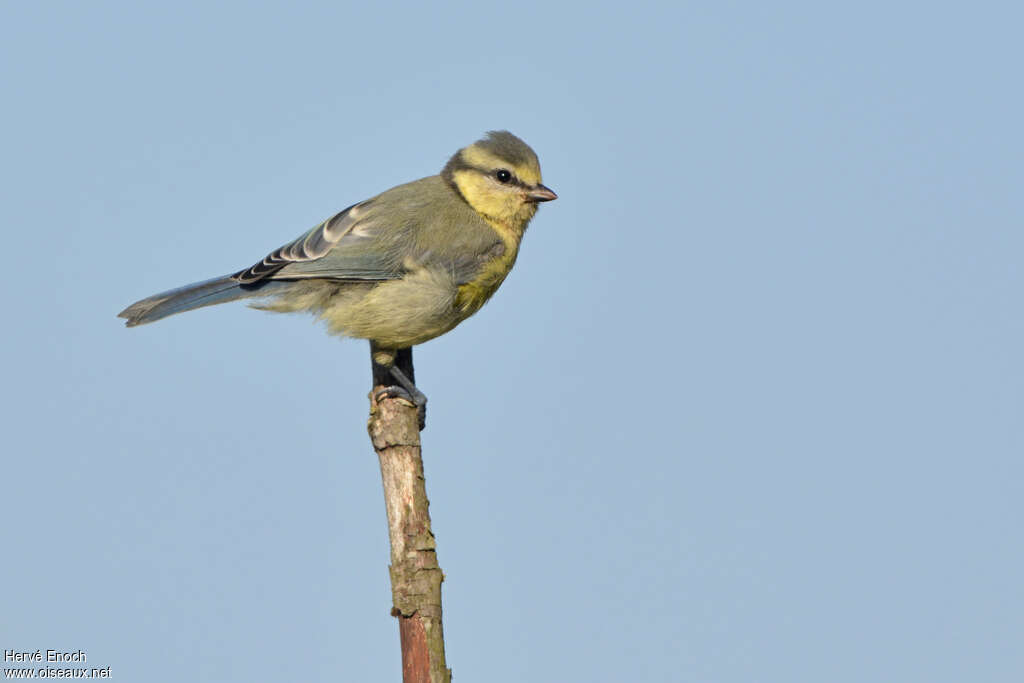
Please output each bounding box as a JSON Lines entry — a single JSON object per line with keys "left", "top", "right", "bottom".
{"left": 371, "top": 344, "right": 427, "bottom": 430}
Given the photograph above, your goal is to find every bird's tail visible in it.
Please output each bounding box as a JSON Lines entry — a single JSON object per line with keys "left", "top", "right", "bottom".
{"left": 118, "top": 275, "right": 283, "bottom": 327}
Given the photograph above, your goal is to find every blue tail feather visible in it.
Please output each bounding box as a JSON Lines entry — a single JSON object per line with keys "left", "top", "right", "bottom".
{"left": 118, "top": 275, "right": 278, "bottom": 327}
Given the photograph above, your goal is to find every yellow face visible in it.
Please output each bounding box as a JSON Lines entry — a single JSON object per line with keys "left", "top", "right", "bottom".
{"left": 449, "top": 138, "right": 550, "bottom": 230}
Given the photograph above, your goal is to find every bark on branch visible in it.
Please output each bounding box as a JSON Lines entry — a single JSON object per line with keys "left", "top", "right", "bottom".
{"left": 368, "top": 351, "right": 451, "bottom": 683}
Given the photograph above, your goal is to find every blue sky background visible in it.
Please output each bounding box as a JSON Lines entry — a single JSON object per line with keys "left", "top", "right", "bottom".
{"left": 2, "top": 2, "right": 1022, "bottom": 681}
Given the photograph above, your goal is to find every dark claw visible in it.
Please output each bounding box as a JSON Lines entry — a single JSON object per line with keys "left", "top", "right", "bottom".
{"left": 372, "top": 384, "right": 427, "bottom": 431}
{"left": 373, "top": 384, "right": 414, "bottom": 404}
{"left": 416, "top": 401, "right": 426, "bottom": 431}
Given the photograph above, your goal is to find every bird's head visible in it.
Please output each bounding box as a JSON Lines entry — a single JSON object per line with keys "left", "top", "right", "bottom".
{"left": 443, "top": 131, "right": 557, "bottom": 229}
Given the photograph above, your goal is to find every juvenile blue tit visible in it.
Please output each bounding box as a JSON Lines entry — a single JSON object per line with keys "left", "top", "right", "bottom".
{"left": 119, "top": 131, "right": 557, "bottom": 426}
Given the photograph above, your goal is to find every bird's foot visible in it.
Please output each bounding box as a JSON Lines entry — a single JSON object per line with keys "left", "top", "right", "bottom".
{"left": 372, "top": 384, "right": 427, "bottom": 430}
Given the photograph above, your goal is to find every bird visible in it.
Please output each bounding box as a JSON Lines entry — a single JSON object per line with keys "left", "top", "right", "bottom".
{"left": 118, "top": 130, "right": 557, "bottom": 428}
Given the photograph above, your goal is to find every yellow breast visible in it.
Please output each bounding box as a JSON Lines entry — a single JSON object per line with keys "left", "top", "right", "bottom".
{"left": 455, "top": 219, "right": 521, "bottom": 316}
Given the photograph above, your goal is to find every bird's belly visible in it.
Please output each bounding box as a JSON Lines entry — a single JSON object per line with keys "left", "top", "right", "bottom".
{"left": 318, "top": 268, "right": 467, "bottom": 348}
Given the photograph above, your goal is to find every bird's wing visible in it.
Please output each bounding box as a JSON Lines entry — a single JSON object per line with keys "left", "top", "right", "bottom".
{"left": 232, "top": 200, "right": 402, "bottom": 284}
{"left": 233, "top": 176, "right": 504, "bottom": 287}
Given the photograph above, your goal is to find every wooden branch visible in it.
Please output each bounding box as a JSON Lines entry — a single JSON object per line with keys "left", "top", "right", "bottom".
{"left": 368, "top": 349, "right": 451, "bottom": 683}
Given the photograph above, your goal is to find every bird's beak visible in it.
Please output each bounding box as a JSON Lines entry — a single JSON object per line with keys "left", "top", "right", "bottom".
{"left": 526, "top": 184, "right": 558, "bottom": 202}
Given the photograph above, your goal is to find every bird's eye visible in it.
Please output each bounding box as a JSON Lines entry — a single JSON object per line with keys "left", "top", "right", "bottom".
{"left": 495, "top": 169, "right": 512, "bottom": 183}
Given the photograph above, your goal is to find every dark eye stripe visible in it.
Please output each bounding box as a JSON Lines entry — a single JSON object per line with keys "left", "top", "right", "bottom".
{"left": 472, "top": 165, "right": 529, "bottom": 189}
